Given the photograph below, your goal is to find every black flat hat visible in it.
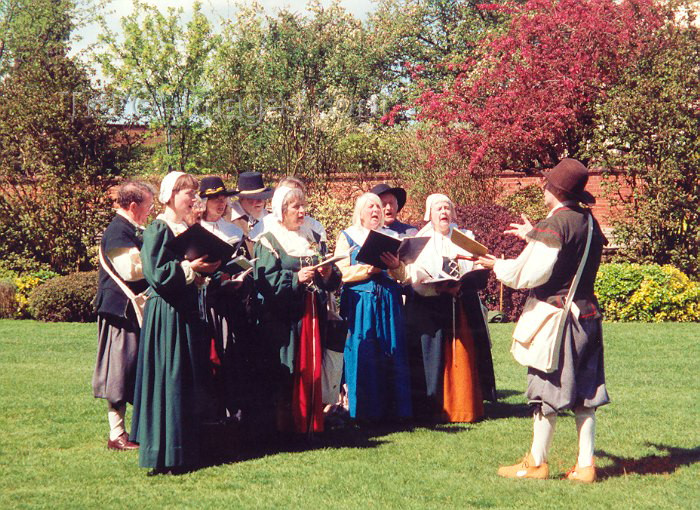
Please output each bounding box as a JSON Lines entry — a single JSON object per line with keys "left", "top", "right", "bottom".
{"left": 543, "top": 158, "right": 596, "bottom": 205}
{"left": 370, "top": 183, "right": 407, "bottom": 212}
{"left": 199, "top": 176, "right": 237, "bottom": 199}
{"left": 235, "top": 172, "right": 274, "bottom": 200}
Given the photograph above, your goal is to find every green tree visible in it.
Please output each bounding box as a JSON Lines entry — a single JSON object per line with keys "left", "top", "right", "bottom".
{"left": 97, "top": 0, "right": 218, "bottom": 173}
{"left": 368, "top": 0, "right": 509, "bottom": 115}
{"left": 587, "top": 12, "right": 700, "bottom": 276}
{"left": 205, "top": 1, "right": 391, "bottom": 179}
{"left": 0, "top": 3, "right": 130, "bottom": 273}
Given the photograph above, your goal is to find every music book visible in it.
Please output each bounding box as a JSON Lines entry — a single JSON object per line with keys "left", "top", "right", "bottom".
{"left": 450, "top": 228, "right": 488, "bottom": 256}
{"left": 308, "top": 253, "right": 348, "bottom": 271}
{"left": 356, "top": 230, "right": 430, "bottom": 270}
{"left": 421, "top": 268, "right": 490, "bottom": 290}
{"left": 224, "top": 255, "right": 257, "bottom": 275}
{"left": 165, "top": 223, "right": 236, "bottom": 263}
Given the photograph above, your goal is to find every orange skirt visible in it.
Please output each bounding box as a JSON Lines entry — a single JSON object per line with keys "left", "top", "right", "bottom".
{"left": 442, "top": 303, "right": 484, "bottom": 423}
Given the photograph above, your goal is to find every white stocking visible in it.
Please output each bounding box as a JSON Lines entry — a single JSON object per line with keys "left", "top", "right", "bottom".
{"left": 530, "top": 411, "right": 556, "bottom": 465}
{"left": 575, "top": 406, "right": 596, "bottom": 467}
{"left": 107, "top": 402, "right": 126, "bottom": 441}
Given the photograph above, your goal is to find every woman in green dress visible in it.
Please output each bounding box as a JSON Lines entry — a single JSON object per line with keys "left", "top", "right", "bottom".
{"left": 130, "top": 171, "right": 221, "bottom": 475}
{"left": 254, "top": 186, "right": 341, "bottom": 436}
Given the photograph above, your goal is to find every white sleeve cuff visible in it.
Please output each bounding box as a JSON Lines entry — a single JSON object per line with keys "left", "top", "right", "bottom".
{"left": 180, "top": 260, "right": 196, "bottom": 284}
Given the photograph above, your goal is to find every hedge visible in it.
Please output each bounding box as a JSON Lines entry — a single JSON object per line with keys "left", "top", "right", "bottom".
{"left": 455, "top": 204, "right": 528, "bottom": 322}
{"left": 595, "top": 263, "right": 699, "bottom": 322}
{"left": 28, "top": 271, "right": 98, "bottom": 322}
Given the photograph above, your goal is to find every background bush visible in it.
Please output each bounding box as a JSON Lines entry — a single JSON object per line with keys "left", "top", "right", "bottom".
{"left": 0, "top": 279, "right": 16, "bottom": 318}
{"left": 498, "top": 184, "right": 549, "bottom": 223}
{"left": 596, "top": 263, "right": 699, "bottom": 322}
{"left": 28, "top": 271, "right": 98, "bottom": 322}
{"left": 307, "top": 189, "right": 356, "bottom": 254}
{"left": 454, "top": 204, "right": 528, "bottom": 322}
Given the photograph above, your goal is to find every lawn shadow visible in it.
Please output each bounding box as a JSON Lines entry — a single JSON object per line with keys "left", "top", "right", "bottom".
{"left": 596, "top": 443, "right": 700, "bottom": 479}
{"left": 198, "top": 419, "right": 405, "bottom": 469}
{"left": 483, "top": 389, "right": 531, "bottom": 420}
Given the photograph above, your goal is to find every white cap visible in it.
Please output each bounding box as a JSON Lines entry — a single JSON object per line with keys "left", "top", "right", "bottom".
{"left": 424, "top": 193, "right": 454, "bottom": 221}
{"left": 158, "top": 171, "right": 186, "bottom": 204}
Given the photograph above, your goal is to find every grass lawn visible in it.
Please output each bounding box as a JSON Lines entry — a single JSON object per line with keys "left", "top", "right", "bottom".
{"left": 0, "top": 320, "right": 698, "bottom": 509}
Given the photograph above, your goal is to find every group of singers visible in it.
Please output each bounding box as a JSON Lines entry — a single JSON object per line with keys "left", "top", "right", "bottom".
{"left": 93, "top": 161, "right": 609, "bottom": 483}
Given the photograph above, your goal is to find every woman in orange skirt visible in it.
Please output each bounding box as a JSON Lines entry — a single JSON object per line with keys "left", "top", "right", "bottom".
{"left": 405, "top": 194, "right": 496, "bottom": 423}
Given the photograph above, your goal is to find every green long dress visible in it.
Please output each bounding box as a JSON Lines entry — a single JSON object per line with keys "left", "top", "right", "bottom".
{"left": 254, "top": 230, "right": 341, "bottom": 434}
{"left": 130, "top": 219, "right": 210, "bottom": 469}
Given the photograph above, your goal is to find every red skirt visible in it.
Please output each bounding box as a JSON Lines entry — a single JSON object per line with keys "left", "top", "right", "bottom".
{"left": 292, "top": 292, "right": 324, "bottom": 434}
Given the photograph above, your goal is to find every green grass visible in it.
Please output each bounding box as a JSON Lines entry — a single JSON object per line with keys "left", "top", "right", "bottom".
{"left": 1, "top": 320, "right": 698, "bottom": 509}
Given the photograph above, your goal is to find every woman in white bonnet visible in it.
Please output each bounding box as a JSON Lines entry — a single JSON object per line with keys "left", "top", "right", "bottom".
{"left": 130, "top": 171, "right": 220, "bottom": 475}
{"left": 405, "top": 194, "right": 496, "bottom": 424}
{"left": 253, "top": 186, "right": 341, "bottom": 436}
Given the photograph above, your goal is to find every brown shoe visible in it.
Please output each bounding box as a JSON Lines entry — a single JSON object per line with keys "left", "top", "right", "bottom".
{"left": 107, "top": 433, "right": 139, "bottom": 451}
{"left": 497, "top": 452, "right": 549, "bottom": 480}
{"left": 566, "top": 462, "right": 597, "bottom": 483}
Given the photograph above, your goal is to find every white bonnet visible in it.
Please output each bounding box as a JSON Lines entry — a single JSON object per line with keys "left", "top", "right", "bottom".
{"left": 158, "top": 171, "right": 186, "bottom": 204}
{"left": 271, "top": 186, "right": 294, "bottom": 221}
{"left": 423, "top": 193, "right": 455, "bottom": 221}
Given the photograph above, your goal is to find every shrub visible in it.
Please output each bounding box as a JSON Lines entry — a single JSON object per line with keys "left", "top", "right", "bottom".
{"left": 595, "top": 263, "right": 700, "bottom": 322}
{"left": 499, "top": 184, "right": 549, "bottom": 223}
{"left": 0, "top": 279, "right": 16, "bottom": 318}
{"left": 306, "top": 189, "right": 355, "bottom": 254}
{"left": 28, "top": 271, "right": 98, "bottom": 322}
{"left": 12, "top": 270, "right": 60, "bottom": 319}
{"left": 454, "top": 204, "right": 528, "bottom": 322}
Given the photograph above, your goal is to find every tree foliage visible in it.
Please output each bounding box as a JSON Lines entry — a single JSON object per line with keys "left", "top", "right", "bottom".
{"left": 204, "top": 0, "right": 390, "bottom": 179}
{"left": 96, "top": 0, "right": 218, "bottom": 173}
{"left": 587, "top": 11, "right": 700, "bottom": 276}
{"left": 0, "top": 1, "right": 129, "bottom": 273}
{"left": 413, "top": 0, "right": 668, "bottom": 176}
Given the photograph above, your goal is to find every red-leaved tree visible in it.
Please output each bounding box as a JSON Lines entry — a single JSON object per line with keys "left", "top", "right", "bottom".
{"left": 413, "top": 0, "right": 669, "bottom": 175}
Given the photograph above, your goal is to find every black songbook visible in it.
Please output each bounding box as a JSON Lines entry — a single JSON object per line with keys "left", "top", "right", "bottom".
{"left": 355, "top": 230, "right": 430, "bottom": 270}
{"left": 165, "top": 223, "right": 236, "bottom": 263}
{"left": 422, "top": 268, "right": 491, "bottom": 290}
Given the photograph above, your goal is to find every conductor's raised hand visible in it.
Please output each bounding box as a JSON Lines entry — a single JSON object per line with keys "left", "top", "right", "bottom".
{"left": 504, "top": 213, "right": 533, "bottom": 241}
{"left": 190, "top": 256, "right": 221, "bottom": 274}
{"left": 379, "top": 251, "right": 400, "bottom": 270}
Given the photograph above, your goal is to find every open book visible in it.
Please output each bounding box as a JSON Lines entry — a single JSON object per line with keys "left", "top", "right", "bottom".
{"left": 307, "top": 253, "right": 348, "bottom": 271}
{"left": 420, "top": 268, "right": 490, "bottom": 290}
{"left": 356, "top": 230, "right": 430, "bottom": 270}
{"left": 165, "top": 223, "right": 236, "bottom": 262}
{"left": 450, "top": 228, "right": 488, "bottom": 256}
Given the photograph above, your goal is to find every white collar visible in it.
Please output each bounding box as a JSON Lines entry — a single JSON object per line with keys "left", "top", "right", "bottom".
{"left": 266, "top": 219, "right": 317, "bottom": 257}
{"left": 156, "top": 213, "right": 188, "bottom": 236}
{"left": 116, "top": 209, "right": 143, "bottom": 229}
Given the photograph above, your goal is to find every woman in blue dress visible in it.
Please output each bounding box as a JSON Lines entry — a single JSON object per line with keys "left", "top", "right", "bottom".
{"left": 334, "top": 192, "right": 412, "bottom": 422}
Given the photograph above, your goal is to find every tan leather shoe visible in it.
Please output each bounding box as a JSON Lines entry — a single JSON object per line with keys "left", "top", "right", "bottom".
{"left": 107, "top": 433, "right": 139, "bottom": 451}
{"left": 497, "top": 452, "right": 549, "bottom": 480}
{"left": 566, "top": 462, "right": 597, "bottom": 483}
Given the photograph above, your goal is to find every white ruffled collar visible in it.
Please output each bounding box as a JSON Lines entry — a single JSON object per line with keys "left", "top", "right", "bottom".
{"left": 266, "top": 219, "right": 318, "bottom": 257}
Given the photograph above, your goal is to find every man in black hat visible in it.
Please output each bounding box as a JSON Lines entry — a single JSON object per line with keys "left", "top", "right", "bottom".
{"left": 370, "top": 183, "right": 418, "bottom": 238}
{"left": 93, "top": 181, "right": 154, "bottom": 451}
{"left": 227, "top": 172, "right": 274, "bottom": 254}
{"left": 479, "top": 158, "right": 609, "bottom": 483}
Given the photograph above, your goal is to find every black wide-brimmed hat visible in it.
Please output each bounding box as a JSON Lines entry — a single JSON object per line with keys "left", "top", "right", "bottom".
{"left": 543, "top": 158, "right": 596, "bottom": 205}
{"left": 235, "top": 172, "right": 274, "bottom": 200}
{"left": 370, "top": 183, "right": 407, "bottom": 212}
{"left": 199, "top": 176, "right": 237, "bottom": 199}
